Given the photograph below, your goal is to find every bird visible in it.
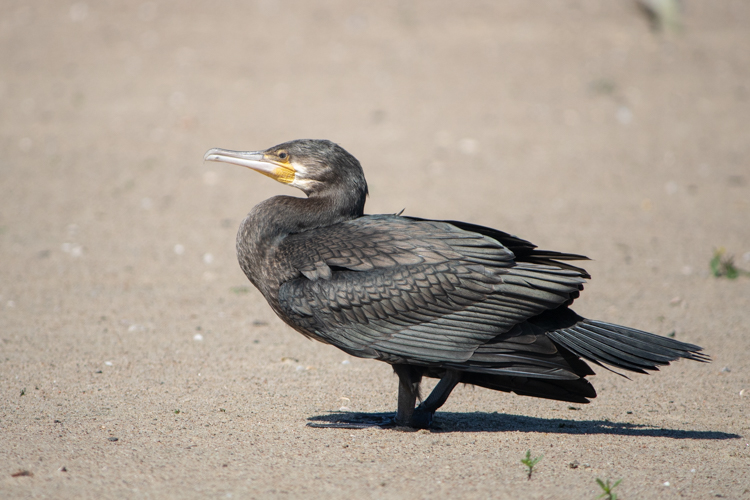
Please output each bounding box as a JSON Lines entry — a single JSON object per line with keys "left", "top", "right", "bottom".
{"left": 204, "top": 139, "right": 708, "bottom": 429}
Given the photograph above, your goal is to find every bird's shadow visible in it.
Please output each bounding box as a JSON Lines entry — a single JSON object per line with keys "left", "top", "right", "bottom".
{"left": 307, "top": 411, "right": 740, "bottom": 440}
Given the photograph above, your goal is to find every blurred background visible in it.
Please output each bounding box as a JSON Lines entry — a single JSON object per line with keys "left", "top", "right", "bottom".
{"left": 2, "top": 1, "right": 748, "bottom": 293}
{"left": 1, "top": 1, "right": 749, "bottom": 497}
{"left": 2, "top": 0, "right": 749, "bottom": 285}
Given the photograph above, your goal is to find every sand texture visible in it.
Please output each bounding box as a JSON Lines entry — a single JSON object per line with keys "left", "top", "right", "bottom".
{"left": 1, "top": 1, "right": 749, "bottom": 498}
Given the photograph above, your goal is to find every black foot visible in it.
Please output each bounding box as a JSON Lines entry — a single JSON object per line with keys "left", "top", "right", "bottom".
{"left": 406, "top": 407, "right": 433, "bottom": 429}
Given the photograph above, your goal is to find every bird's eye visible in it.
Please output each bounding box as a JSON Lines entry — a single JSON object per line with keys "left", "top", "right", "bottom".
{"left": 278, "top": 151, "right": 288, "bottom": 160}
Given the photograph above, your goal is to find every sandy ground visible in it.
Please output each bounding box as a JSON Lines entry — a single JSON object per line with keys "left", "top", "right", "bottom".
{"left": 1, "top": 1, "right": 749, "bottom": 498}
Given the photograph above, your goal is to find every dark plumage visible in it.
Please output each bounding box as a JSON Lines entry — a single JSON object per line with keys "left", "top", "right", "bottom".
{"left": 204, "top": 139, "right": 708, "bottom": 429}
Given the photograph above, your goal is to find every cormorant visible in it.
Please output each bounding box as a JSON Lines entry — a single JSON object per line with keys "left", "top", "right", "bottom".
{"left": 204, "top": 139, "right": 708, "bottom": 429}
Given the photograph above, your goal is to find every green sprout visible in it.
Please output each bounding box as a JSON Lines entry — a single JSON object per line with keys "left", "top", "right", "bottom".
{"left": 596, "top": 478, "right": 622, "bottom": 500}
{"left": 521, "top": 450, "right": 543, "bottom": 480}
{"left": 638, "top": 0, "right": 682, "bottom": 34}
{"left": 710, "top": 248, "right": 748, "bottom": 279}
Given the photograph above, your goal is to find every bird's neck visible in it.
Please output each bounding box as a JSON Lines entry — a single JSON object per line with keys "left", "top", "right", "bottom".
{"left": 237, "top": 192, "right": 364, "bottom": 296}
{"left": 259, "top": 191, "right": 364, "bottom": 234}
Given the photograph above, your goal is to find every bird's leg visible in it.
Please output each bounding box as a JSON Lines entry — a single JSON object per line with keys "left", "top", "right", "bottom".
{"left": 305, "top": 365, "right": 423, "bottom": 430}
{"left": 412, "top": 369, "right": 462, "bottom": 427}
{"left": 392, "top": 364, "right": 423, "bottom": 427}
{"left": 307, "top": 366, "right": 457, "bottom": 430}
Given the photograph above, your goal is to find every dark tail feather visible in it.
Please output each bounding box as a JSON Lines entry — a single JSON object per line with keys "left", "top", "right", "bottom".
{"left": 461, "top": 371, "right": 597, "bottom": 404}
{"left": 547, "top": 319, "right": 709, "bottom": 376}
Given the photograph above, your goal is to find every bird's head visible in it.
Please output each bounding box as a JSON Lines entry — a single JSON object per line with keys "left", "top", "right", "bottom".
{"left": 204, "top": 139, "right": 368, "bottom": 201}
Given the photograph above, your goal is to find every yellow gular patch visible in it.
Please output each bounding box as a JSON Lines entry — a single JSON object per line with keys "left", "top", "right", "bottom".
{"left": 253, "top": 165, "right": 294, "bottom": 184}
{"left": 272, "top": 166, "right": 296, "bottom": 184}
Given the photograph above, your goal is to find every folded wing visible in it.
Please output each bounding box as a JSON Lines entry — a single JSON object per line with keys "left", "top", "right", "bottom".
{"left": 277, "top": 216, "right": 588, "bottom": 377}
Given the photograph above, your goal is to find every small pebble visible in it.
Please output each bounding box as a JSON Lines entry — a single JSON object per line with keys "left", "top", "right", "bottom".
{"left": 341, "top": 360, "right": 350, "bottom": 365}
{"left": 193, "top": 334, "right": 203, "bottom": 341}
{"left": 61, "top": 242, "right": 83, "bottom": 257}
{"left": 663, "top": 481, "right": 670, "bottom": 487}
{"left": 458, "top": 138, "right": 478, "bottom": 155}
{"left": 108, "top": 437, "right": 118, "bottom": 442}
{"left": 339, "top": 397, "right": 351, "bottom": 411}
{"left": 616, "top": 106, "right": 633, "bottom": 125}
{"left": 104, "top": 361, "right": 113, "bottom": 366}
{"left": 721, "top": 366, "right": 731, "bottom": 373}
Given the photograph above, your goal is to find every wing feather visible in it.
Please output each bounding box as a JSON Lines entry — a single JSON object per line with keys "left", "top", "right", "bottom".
{"left": 277, "top": 215, "right": 586, "bottom": 367}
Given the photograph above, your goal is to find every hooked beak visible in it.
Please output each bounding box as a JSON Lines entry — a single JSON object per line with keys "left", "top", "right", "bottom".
{"left": 204, "top": 148, "right": 296, "bottom": 184}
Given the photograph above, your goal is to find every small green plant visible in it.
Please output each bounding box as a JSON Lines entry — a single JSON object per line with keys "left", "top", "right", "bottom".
{"left": 710, "top": 248, "right": 748, "bottom": 279}
{"left": 596, "top": 478, "right": 622, "bottom": 500}
{"left": 521, "top": 450, "right": 543, "bottom": 480}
